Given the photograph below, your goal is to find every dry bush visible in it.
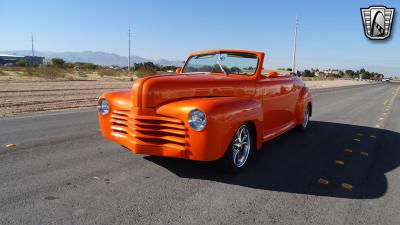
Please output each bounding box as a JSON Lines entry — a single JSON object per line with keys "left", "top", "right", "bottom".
{"left": 134, "top": 67, "right": 157, "bottom": 78}
{"left": 326, "top": 76, "right": 335, "bottom": 81}
{"left": 42, "top": 67, "right": 66, "bottom": 79}
{"left": 301, "top": 77, "right": 314, "bottom": 81}
{"left": 22, "top": 67, "right": 66, "bottom": 79}
{"left": 97, "top": 68, "right": 128, "bottom": 77}
{"left": 302, "top": 76, "right": 336, "bottom": 81}
{"left": 24, "top": 67, "right": 41, "bottom": 78}
{"left": 65, "top": 74, "right": 75, "bottom": 80}
{"left": 0, "top": 66, "right": 24, "bottom": 72}
{"left": 78, "top": 72, "right": 88, "bottom": 78}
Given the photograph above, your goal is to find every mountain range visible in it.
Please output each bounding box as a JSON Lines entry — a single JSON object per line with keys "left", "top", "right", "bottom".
{"left": 0, "top": 50, "right": 183, "bottom": 67}
{"left": 1, "top": 50, "right": 398, "bottom": 77}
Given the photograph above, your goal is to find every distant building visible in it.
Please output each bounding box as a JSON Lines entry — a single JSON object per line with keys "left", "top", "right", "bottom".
{"left": 24, "top": 56, "right": 45, "bottom": 66}
{"left": 315, "top": 71, "right": 326, "bottom": 78}
{"left": 0, "top": 54, "right": 24, "bottom": 66}
{"left": 0, "top": 54, "right": 44, "bottom": 66}
{"left": 322, "top": 69, "right": 340, "bottom": 75}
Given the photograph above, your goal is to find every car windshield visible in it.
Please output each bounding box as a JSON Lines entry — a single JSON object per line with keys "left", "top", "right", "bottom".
{"left": 182, "top": 52, "right": 258, "bottom": 76}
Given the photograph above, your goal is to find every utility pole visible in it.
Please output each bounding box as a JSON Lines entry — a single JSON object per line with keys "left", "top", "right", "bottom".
{"left": 31, "top": 33, "right": 35, "bottom": 57}
{"left": 29, "top": 33, "right": 35, "bottom": 67}
{"left": 128, "top": 26, "right": 131, "bottom": 72}
{"left": 291, "top": 16, "right": 298, "bottom": 74}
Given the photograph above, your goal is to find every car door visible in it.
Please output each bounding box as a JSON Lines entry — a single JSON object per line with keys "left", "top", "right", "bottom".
{"left": 259, "top": 75, "right": 295, "bottom": 138}
{"left": 279, "top": 75, "right": 296, "bottom": 124}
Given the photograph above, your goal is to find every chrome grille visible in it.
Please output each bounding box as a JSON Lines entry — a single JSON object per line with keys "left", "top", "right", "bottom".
{"left": 110, "top": 110, "right": 187, "bottom": 151}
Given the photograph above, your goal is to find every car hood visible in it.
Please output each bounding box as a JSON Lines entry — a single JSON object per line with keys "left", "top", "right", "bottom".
{"left": 133, "top": 73, "right": 256, "bottom": 108}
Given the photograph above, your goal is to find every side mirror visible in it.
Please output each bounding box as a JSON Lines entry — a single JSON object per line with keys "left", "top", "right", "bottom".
{"left": 267, "top": 71, "right": 279, "bottom": 78}
{"left": 176, "top": 67, "right": 182, "bottom": 74}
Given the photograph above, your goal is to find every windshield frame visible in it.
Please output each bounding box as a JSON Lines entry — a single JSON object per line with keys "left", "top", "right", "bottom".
{"left": 182, "top": 51, "right": 260, "bottom": 77}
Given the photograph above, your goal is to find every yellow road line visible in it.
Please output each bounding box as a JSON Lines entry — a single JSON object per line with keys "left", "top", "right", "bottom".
{"left": 378, "top": 86, "right": 400, "bottom": 129}
{"left": 341, "top": 183, "right": 353, "bottom": 190}
{"left": 6, "top": 144, "right": 16, "bottom": 148}
{"left": 318, "top": 178, "right": 329, "bottom": 185}
{"left": 383, "top": 99, "right": 389, "bottom": 105}
{"left": 335, "top": 160, "right": 345, "bottom": 165}
{"left": 344, "top": 148, "right": 353, "bottom": 153}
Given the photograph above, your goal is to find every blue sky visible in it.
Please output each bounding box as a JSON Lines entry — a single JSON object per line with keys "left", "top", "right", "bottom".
{"left": 1, "top": 0, "right": 399, "bottom": 71}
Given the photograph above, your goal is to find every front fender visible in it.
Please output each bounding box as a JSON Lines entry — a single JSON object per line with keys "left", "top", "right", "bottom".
{"left": 98, "top": 90, "right": 132, "bottom": 140}
{"left": 156, "top": 97, "right": 263, "bottom": 161}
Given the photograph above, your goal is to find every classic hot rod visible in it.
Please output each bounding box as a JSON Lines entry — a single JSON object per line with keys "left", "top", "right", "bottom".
{"left": 98, "top": 49, "right": 312, "bottom": 172}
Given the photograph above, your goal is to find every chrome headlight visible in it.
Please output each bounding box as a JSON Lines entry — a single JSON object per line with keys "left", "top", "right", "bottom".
{"left": 97, "top": 98, "right": 110, "bottom": 115}
{"left": 188, "top": 109, "right": 206, "bottom": 131}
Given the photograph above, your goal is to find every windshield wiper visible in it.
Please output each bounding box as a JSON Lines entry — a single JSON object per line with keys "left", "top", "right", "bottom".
{"left": 216, "top": 60, "right": 227, "bottom": 74}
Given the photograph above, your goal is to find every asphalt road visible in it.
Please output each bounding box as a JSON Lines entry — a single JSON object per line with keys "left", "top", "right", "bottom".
{"left": 1, "top": 83, "right": 400, "bottom": 225}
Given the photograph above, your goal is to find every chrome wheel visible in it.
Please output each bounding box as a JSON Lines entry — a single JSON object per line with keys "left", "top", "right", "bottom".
{"left": 302, "top": 106, "right": 310, "bottom": 128}
{"left": 232, "top": 125, "right": 251, "bottom": 168}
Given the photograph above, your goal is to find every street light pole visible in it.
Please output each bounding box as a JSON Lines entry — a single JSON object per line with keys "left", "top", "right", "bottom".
{"left": 128, "top": 26, "right": 131, "bottom": 72}
{"left": 291, "top": 16, "right": 298, "bottom": 74}
{"left": 31, "top": 33, "right": 35, "bottom": 57}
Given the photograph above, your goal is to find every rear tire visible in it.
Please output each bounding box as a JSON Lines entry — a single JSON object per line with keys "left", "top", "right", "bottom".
{"left": 297, "top": 104, "right": 311, "bottom": 132}
{"left": 220, "top": 123, "right": 254, "bottom": 173}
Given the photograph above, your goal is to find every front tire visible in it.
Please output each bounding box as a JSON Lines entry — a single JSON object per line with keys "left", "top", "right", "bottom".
{"left": 220, "top": 123, "right": 254, "bottom": 173}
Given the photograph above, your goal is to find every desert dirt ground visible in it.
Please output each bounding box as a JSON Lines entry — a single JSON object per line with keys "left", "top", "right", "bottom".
{"left": 0, "top": 79, "right": 370, "bottom": 117}
{"left": 0, "top": 80, "right": 132, "bottom": 117}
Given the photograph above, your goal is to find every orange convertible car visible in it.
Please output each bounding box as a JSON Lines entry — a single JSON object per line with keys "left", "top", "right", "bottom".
{"left": 98, "top": 49, "right": 312, "bottom": 172}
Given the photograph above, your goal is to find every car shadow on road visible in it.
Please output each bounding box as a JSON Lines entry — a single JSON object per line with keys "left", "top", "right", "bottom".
{"left": 145, "top": 121, "right": 400, "bottom": 199}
